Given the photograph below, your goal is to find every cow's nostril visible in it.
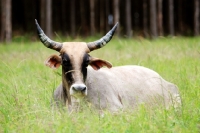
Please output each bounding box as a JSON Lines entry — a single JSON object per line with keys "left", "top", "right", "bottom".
{"left": 82, "top": 87, "right": 86, "bottom": 92}
{"left": 72, "top": 86, "right": 77, "bottom": 91}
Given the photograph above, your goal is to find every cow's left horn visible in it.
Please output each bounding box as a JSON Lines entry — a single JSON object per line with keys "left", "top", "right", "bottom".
{"left": 35, "top": 19, "right": 62, "bottom": 51}
{"left": 87, "top": 22, "right": 118, "bottom": 51}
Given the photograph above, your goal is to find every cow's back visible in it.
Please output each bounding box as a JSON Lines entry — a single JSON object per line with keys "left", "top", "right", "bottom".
{"left": 85, "top": 65, "right": 181, "bottom": 111}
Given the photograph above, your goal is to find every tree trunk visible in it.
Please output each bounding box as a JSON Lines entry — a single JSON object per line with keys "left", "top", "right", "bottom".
{"left": 90, "top": 0, "right": 95, "bottom": 35}
{"left": 80, "top": 0, "right": 87, "bottom": 35}
{"left": 168, "top": 0, "right": 174, "bottom": 36}
{"left": 150, "top": 0, "right": 157, "bottom": 38}
{"left": 70, "top": 0, "right": 75, "bottom": 37}
{"left": 178, "top": 0, "right": 183, "bottom": 34}
{"left": 61, "top": 0, "right": 67, "bottom": 34}
{"left": 113, "top": 0, "right": 120, "bottom": 36}
{"left": 1, "top": 0, "right": 12, "bottom": 43}
{"left": 100, "top": 0, "right": 105, "bottom": 34}
{"left": 143, "top": 0, "right": 148, "bottom": 37}
{"left": 40, "top": 0, "right": 46, "bottom": 31}
{"left": 105, "top": 0, "right": 110, "bottom": 32}
{"left": 125, "top": 0, "right": 132, "bottom": 38}
{"left": 157, "top": 0, "right": 163, "bottom": 36}
{"left": 46, "top": 0, "right": 52, "bottom": 38}
{"left": 194, "top": 0, "right": 199, "bottom": 36}
{"left": 1, "top": 0, "right": 6, "bottom": 42}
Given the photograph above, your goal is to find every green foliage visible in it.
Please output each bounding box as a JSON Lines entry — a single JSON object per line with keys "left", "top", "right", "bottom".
{"left": 0, "top": 37, "right": 200, "bottom": 132}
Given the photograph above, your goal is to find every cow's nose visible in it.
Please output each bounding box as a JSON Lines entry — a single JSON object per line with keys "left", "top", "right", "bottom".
{"left": 72, "top": 84, "right": 87, "bottom": 92}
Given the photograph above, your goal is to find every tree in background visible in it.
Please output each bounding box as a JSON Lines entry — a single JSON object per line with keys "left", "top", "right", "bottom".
{"left": 1, "top": 0, "right": 12, "bottom": 43}
{"left": 194, "top": 0, "right": 199, "bottom": 36}
{"left": 125, "top": 0, "right": 132, "bottom": 38}
{"left": 150, "top": 0, "right": 157, "bottom": 38}
{"left": 1, "top": 0, "right": 200, "bottom": 42}
{"left": 80, "top": 0, "right": 88, "bottom": 36}
{"left": 61, "top": 0, "right": 66, "bottom": 35}
{"left": 105, "top": 0, "right": 110, "bottom": 32}
{"left": 157, "top": 0, "right": 163, "bottom": 36}
{"left": 40, "top": 0, "right": 52, "bottom": 38}
{"left": 178, "top": 0, "right": 183, "bottom": 34}
{"left": 100, "top": 0, "right": 105, "bottom": 34}
{"left": 143, "top": 0, "right": 148, "bottom": 37}
{"left": 168, "top": 0, "right": 174, "bottom": 36}
{"left": 90, "top": 0, "right": 95, "bottom": 35}
{"left": 70, "top": 0, "right": 76, "bottom": 37}
{"left": 46, "top": 0, "right": 52, "bottom": 38}
{"left": 113, "top": 0, "right": 120, "bottom": 36}
{"left": 40, "top": 0, "right": 46, "bottom": 32}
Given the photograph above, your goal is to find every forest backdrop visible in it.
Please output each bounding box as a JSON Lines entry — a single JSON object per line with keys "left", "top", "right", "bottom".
{"left": 1, "top": 0, "right": 200, "bottom": 43}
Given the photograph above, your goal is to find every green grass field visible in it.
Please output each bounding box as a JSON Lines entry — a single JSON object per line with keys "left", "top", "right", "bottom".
{"left": 0, "top": 37, "right": 199, "bottom": 132}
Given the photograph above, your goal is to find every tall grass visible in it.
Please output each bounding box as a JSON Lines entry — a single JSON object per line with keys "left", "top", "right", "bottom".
{"left": 0, "top": 37, "right": 199, "bottom": 132}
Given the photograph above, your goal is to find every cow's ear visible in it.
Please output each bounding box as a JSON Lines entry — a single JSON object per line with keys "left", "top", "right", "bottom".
{"left": 89, "top": 57, "right": 112, "bottom": 70}
{"left": 45, "top": 55, "right": 61, "bottom": 69}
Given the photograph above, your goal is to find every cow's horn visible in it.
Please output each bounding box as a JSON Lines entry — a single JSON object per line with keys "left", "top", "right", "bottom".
{"left": 87, "top": 22, "right": 118, "bottom": 51}
{"left": 35, "top": 19, "right": 62, "bottom": 51}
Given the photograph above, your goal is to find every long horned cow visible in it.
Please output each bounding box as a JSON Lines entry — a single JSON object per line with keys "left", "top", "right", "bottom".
{"left": 35, "top": 19, "right": 181, "bottom": 112}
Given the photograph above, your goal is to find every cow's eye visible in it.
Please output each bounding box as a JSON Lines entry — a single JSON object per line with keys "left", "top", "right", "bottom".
{"left": 83, "top": 62, "right": 89, "bottom": 68}
{"left": 82, "top": 53, "right": 90, "bottom": 68}
{"left": 83, "top": 58, "right": 89, "bottom": 67}
{"left": 62, "top": 59, "right": 71, "bottom": 66}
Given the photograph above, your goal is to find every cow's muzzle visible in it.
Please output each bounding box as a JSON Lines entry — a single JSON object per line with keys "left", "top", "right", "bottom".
{"left": 70, "top": 84, "right": 87, "bottom": 98}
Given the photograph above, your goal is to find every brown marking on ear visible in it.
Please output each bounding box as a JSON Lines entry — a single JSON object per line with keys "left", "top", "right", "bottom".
{"left": 89, "top": 57, "right": 112, "bottom": 70}
{"left": 45, "top": 55, "right": 61, "bottom": 69}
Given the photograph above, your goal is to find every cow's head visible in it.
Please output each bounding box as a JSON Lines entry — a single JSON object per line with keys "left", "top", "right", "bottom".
{"left": 35, "top": 19, "right": 118, "bottom": 102}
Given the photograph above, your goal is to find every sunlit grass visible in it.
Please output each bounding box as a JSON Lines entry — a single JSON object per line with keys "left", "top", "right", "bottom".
{"left": 0, "top": 37, "right": 200, "bottom": 132}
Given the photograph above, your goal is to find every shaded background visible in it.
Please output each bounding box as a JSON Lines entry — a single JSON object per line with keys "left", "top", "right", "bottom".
{"left": 1, "top": 0, "right": 200, "bottom": 43}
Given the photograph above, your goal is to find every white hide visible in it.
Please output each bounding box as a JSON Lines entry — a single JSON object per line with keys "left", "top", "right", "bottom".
{"left": 54, "top": 65, "right": 181, "bottom": 111}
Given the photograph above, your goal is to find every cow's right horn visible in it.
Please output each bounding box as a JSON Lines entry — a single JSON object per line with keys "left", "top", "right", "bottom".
{"left": 87, "top": 22, "right": 118, "bottom": 51}
{"left": 35, "top": 19, "right": 62, "bottom": 52}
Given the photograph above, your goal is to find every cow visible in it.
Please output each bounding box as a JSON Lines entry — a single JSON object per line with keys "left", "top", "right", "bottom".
{"left": 35, "top": 19, "right": 181, "bottom": 112}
